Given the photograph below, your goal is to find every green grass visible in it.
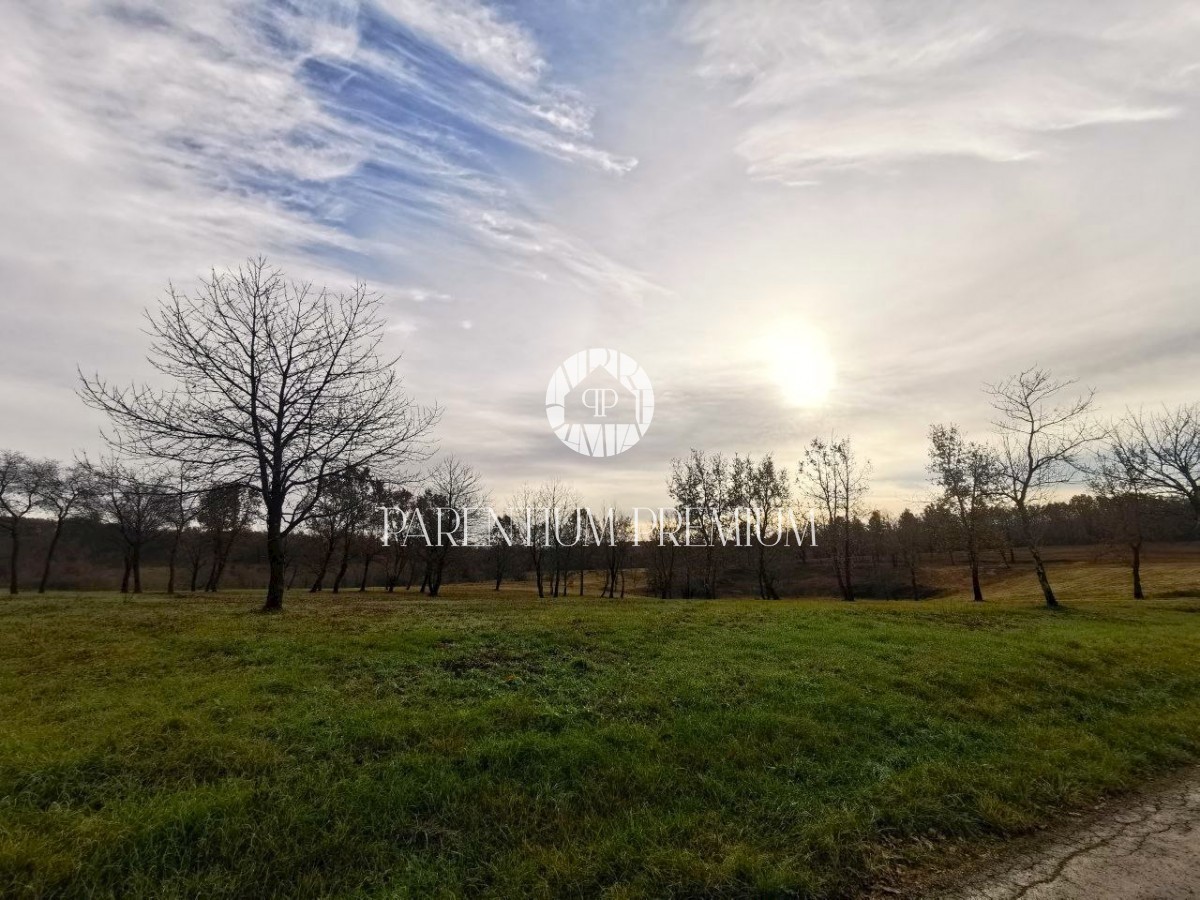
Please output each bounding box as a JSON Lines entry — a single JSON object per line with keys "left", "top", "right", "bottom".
{"left": 4, "top": 583, "right": 1200, "bottom": 898}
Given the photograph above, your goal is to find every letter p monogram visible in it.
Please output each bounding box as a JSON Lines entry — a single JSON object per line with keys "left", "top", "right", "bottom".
{"left": 583, "top": 388, "right": 618, "bottom": 418}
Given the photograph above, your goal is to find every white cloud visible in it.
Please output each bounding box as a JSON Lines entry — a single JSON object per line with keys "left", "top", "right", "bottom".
{"left": 0, "top": 0, "right": 656, "bottom": 470}
{"left": 680, "top": 0, "right": 1200, "bottom": 182}
{"left": 375, "top": 0, "right": 546, "bottom": 88}
{"left": 0, "top": 0, "right": 644, "bottom": 296}
{"left": 393, "top": 287, "right": 453, "bottom": 303}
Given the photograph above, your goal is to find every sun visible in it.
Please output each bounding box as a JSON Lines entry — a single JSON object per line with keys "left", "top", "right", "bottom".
{"left": 763, "top": 328, "right": 836, "bottom": 408}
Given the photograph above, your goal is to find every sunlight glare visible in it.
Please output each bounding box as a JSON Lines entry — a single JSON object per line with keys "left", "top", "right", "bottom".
{"left": 763, "top": 328, "right": 836, "bottom": 408}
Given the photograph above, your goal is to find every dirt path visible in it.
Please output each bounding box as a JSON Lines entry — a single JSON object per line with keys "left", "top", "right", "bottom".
{"left": 943, "top": 771, "right": 1200, "bottom": 899}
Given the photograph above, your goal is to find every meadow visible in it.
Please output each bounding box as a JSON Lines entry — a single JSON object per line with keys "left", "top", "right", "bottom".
{"left": 3, "top": 560, "right": 1200, "bottom": 898}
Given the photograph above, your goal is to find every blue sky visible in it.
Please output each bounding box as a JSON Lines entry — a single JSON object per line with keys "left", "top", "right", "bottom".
{"left": 3, "top": 0, "right": 1199, "bottom": 509}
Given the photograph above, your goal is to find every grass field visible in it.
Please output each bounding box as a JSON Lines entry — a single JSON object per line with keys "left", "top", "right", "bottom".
{"left": 3, "top": 566, "right": 1200, "bottom": 898}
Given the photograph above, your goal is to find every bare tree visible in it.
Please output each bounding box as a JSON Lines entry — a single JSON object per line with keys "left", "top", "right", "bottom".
{"left": 986, "top": 368, "right": 1099, "bottom": 608}
{"left": 509, "top": 481, "right": 560, "bottom": 599}
{"left": 895, "top": 508, "right": 925, "bottom": 601}
{"left": 599, "top": 508, "right": 633, "bottom": 599}
{"left": 354, "top": 474, "right": 394, "bottom": 592}
{"left": 483, "top": 513, "right": 516, "bottom": 592}
{"left": 0, "top": 451, "right": 55, "bottom": 595}
{"left": 79, "top": 259, "right": 438, "bottom": 611}
{"left": 86, "top": 457, "right": 172, "bottom": 593}
{"left": 927, "top": 424, "right": 998, "bottom": 601}
{"left": 1091, "top": 425, "right": 1159, "bottom": 599}
{"left": 380, "top": 485, "right": 415, "bottom": 593}
{"left": 864, "top": 510, "right": 894, "bottom": 598}
{"left": 304, "top": 470, "right": 358, "bottom": 593}
{"left": 181, "top": 525, "right": 207, "bottom": 593}
{"left": 319, "top": 467, "right": 377, "bottom": 594}
{"left": 731, "top": 453, "right": 791, "bottom": 600}
{"left": 411, "top": 489, "right": 441, "bottom": 594}
{"left": 667, "top": 450, "right": 733, "bottom": 598}
{"left": 197, "top": 483, "right": 257, "bottom": 592}
{"left": 796, "top": 437, "right": 870, "bottom": 602}
{"left": 424, "top": 455, "right": 485, "bottom": 597}
{"left": 546, "top": 482, "right": 582, "bottom": 598}
{"left": 646, "top": 518, "right": 677, "bottom": 599}
{"left": 162, "top": 467, "right": 199, "bottom": 595}
{"left": 35, "top": 461, "right": 96, "bottom": 594}
{"left": 571, "top": 507, "right": 588, "bottom": 597}
{"left": 1117, "top": 404, "right": 1200, "bottom": 532}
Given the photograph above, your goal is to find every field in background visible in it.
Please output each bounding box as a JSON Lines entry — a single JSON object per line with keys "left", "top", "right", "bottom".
{"left": 3, "top": 566, "right": 1200, "bottom": 897}
{"left": 28, "top": 540, "right": 1200, "bottom": 602}
{"left": 918, "top": 544, "right": 1200, "bottom": 602}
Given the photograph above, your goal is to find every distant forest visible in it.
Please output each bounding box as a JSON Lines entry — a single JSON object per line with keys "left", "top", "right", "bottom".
{"left": 1, "top": 485, "right": 1195, "bottom": 600}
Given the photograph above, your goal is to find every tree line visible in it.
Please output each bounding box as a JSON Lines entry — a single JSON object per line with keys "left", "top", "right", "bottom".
{"left": 1, "top": 260, "right": 1197, "bottom": 608}
{"left": 656, "top": 371, "right": 1198, "bottom": 606}
{"left": 1, "top": 415, "right": 1196, "bottom": 604}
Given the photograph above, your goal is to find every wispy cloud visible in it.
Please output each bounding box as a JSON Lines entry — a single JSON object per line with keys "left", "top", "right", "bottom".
{"left": 4, "top": 0, "right": 1199, "bottom": 510}
{"left": 680, "top": 0, "right": 1200, "bottom": 182}
{"left": 0, "top": 0, "right": 646, "bottom": 297}
{"left": 375, "top": 0, "right": 546, "bottom": 88}
{"left": 392, "top": 287, "right": 453, "bottom": 303}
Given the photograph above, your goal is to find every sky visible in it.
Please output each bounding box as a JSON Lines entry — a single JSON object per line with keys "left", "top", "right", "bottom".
{"left": 2, "top": 0, "right": 1199, "bottom": 512}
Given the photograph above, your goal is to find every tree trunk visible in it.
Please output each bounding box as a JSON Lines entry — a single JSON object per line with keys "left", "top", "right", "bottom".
{"left": 842, "top": 529, "right": 854, "bottom": 601}
{"left": 213, "top": 534, "right": 236, "bottom": 591}
{"left": 428, "top": 550, "right": 446, "bottom": 597}
{"left": 262, "top": 507, "right": 285, "bottom": 612}
{"left": 120, "top": 553, "right": 131, "bottom": 593}
{"left": 8, "top": 521, "right": 19, "bottom": 595}
{"left": 131, "top": 545, "right": 143, "bottom": 594}
{"left": 969, "top": 552, "right": 983, "bottom": 602}
{"left": 1015, "top": 505, "right": 1058, "bottom": 608}
{"left": 39, "top": 518, "right": 67, "bottom": 594}
{"left": 358, "top": 554, "right": 372, "bottom": 592}
{"left": 1132, "top": 541, "right": 1144, "bottom": 600}
{"left": 310, "top": 538, "right": 335, "bottom": 592}
{"left": 206, "top": 551, "right": 229, "bottom": 592}
{"left": 165, "top": 526, "right": 182, "bottom": 595}
{"left": 331, "top": 538, "right": 351, "bottom": 593}
{"left": 1029, "top": 545, "right": 1058, "bottom": 608}
{"left": 204, "top": 534, "right": 222, "bottom": 591}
